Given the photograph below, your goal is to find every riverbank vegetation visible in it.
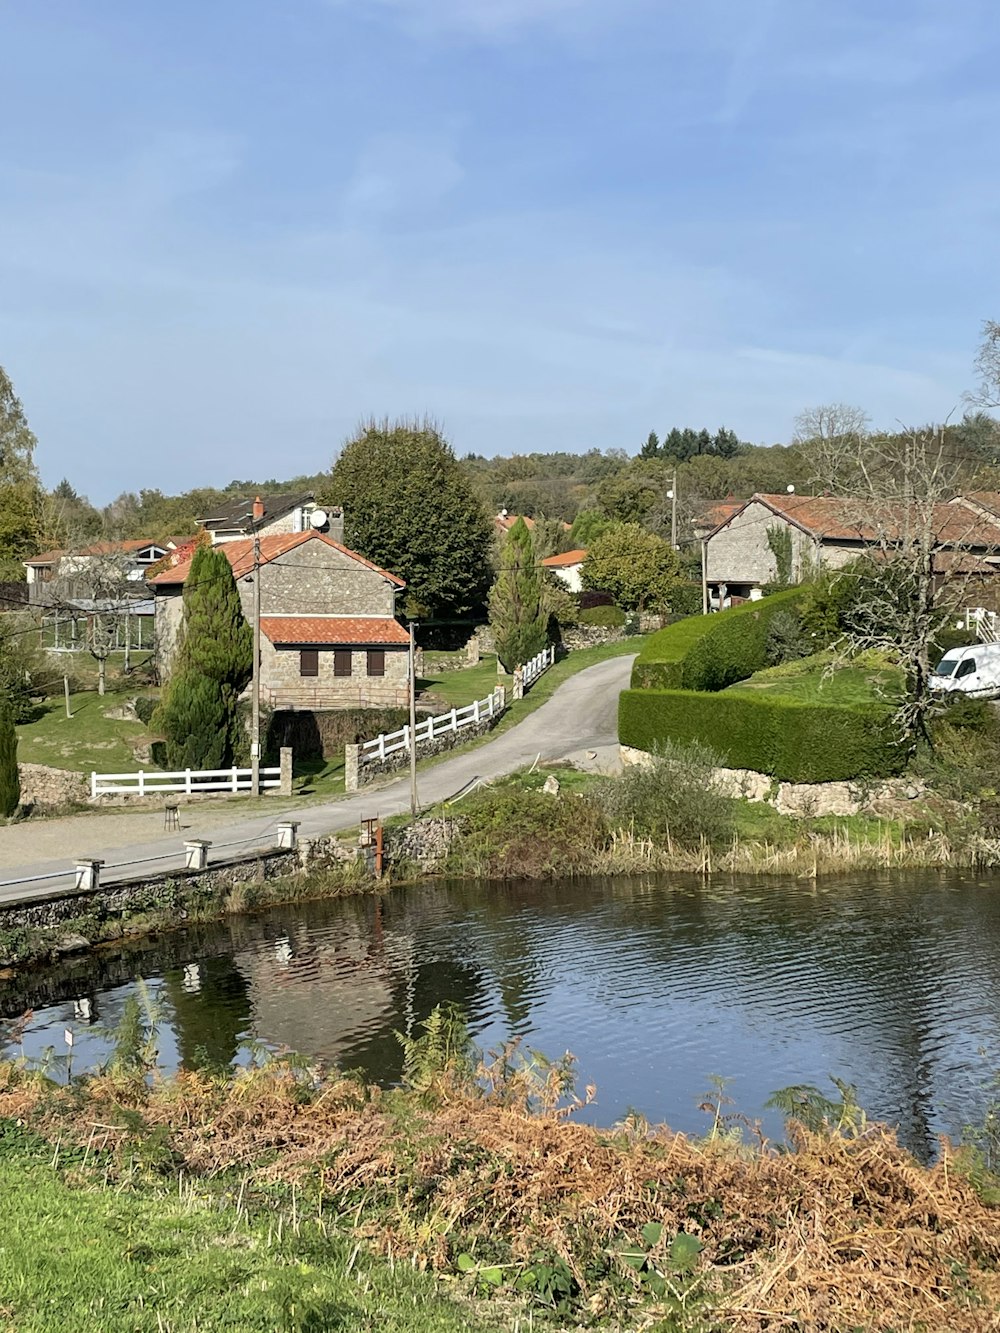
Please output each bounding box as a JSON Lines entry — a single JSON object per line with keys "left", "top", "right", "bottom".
{"left": 2, "top": 1004, "right": 1000, "bottom": 1330}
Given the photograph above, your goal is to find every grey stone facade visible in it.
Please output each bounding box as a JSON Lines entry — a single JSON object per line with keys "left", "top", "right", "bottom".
{"left": 705, "top": 500, "right": 862, "bottom": 596}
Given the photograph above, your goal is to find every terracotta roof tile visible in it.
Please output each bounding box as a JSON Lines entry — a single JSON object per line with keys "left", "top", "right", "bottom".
{"left": 149, "top": 530, "right": 405, "bottom": 587}
{"left": 541, "top": 548, "right": 588, "bottom": 566}
{"left": 260, "top": 616, "right": 410, "bottom": 646}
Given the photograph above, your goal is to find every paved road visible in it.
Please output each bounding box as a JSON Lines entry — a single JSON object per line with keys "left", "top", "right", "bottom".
{"left": 0, "top": 654, "right": 635, "bottom": 904}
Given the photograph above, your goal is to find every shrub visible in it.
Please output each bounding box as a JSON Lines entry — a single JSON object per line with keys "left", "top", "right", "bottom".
{"left": 595, "top": 740, "right": 734, "bottom": 847}
{"left": 157, "top": 673, "right": 229, "bottom": 771}
{"left": 930, "top": 627, "right": 978, "bottom": 661}
{"left": 578, "top": 589, "right": 615, "bottom": 611}
{"left": 668, "top": 582, "right": 703, "bottom": 617}
{"left": 132, "top": 695, "right": 159, "bottom": 727}
{"left": 0, "top": 614, "right": 53, "bottom": 722}
{"left": 578, "top": 604, "right": 626, "bottom": 627}
{"left": 630, "top": 588, "right": 802, "bottom": 692}
{"left": 618, "top": 687, "right": 908, "bottom": 782}
{"left": 764, "top": 609, "right": 812, "bottom": 667}
{"left": 447, "top": 785, "right": 607, "bottom": 878}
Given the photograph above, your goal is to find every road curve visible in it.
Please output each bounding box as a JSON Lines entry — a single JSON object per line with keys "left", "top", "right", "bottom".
{"left": 0, "top": 654, "right": 636, "bottom": 904}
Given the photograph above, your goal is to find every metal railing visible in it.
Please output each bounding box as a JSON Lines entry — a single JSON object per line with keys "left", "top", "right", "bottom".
{"left": 964, "top": 607, "right": 999, "bottom": 644}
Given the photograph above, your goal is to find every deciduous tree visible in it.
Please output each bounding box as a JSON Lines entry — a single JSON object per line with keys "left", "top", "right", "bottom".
{"left": 0, "top": 366, "right": 43, "bottom": 579}
{"left": 321, "top": 419, "right": 493, "bottom": 620}
{"left": 582, "top": 523, "right": 683, "bottom": 613}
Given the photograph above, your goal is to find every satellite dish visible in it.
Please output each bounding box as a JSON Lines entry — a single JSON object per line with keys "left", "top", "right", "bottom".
{"left": 309, "top": 508, "right": 329, "bottom": 529}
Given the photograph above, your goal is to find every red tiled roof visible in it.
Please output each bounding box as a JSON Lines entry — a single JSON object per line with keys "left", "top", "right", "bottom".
{"left": 958, "top": 492, "right": 1000, "bottom": 520}
{"left": 149, "top": 530, "right": 405, "bottom": 587}
{"left": 260, "top": 616, "right": 410, "bottom": 646}
{"left": 541, "top": 548, "right": 587, "bottom": 567}
{"left": 495, "top": 513, "right": 572, "bottom": 533}
{"left": 25, "top": 548, "right": 66, "bottom": 566}
{"left": 25, "top": 538, "right": 166, "bottom": 566}
{"left": 714, "top": 494, "right": 1000, "bottom": 549}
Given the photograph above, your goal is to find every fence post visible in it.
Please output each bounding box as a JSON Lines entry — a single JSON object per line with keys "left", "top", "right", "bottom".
{"left": 473, "top": 698, "right": 481, "bottom": 723}
{"left": 345, "top": 743, "right": 360, "bottom": 792}
{"left": 450, "top": 708, "right": 457, "bottom": 732}
{"left": 185, "top": 769, "right": 192, "bottom": 795}
{"left": 404, "top": 722, "right": 411, "bottom": 753}
{"left": 232, "top": 767, "right": 238, "bottom": 792}
{"left": 90, "top": 772, "right": 97, "bottom": 799}
{"left": 138, "top": 771, "right": 145, "bottom": 798}
{"left": 279, "top": 746, "right": 293, "bottom": 796}
{"left": 378, "top": 733, "right": 386, "bottom": 760}
{"left": 513, "top": 667, "right": 524, "bottom": 701}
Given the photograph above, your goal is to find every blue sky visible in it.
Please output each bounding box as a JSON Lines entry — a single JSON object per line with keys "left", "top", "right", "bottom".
{"left": 1, "top": 0, "right": 998, "bottom": 501}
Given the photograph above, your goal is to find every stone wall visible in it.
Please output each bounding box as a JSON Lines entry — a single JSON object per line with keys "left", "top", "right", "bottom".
{"left": 17, "top": 764, "right": 89, "bottom": 809}
{"left": 262, "top": 639, "right": 409, "bottom": 710}
{"left": 347, "top": 710, "right": 503, "bottom": 790}
{"left": 560, "top": 625, "right": 630, "bottom": 651}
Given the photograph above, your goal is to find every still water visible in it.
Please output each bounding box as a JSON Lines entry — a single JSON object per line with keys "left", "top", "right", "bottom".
{"left": 3, "top": 871, "right": 1000, "bottom": 1158}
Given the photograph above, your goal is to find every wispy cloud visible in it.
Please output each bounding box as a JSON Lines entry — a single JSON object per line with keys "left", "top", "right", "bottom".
{"left": 325, "top": 0, "right": 636, "bottom": 39}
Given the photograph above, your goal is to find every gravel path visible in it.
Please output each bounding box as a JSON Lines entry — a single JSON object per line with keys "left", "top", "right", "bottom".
{"left": 0, "top": 655, "right": 635, "bottom": 903}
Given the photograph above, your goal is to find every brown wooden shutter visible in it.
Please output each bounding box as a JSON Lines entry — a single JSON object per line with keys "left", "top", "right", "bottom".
{"left": 367, "top": 649, "right": 385, "bottom": 677}
{"left": 334, "top": 649, "right": 353, "bottom": 677}
{"left": 299, "top": 649, "right": 319, "bottom": 677}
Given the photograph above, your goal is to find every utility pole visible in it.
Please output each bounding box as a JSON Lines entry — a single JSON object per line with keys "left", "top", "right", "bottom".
{"left": 408, "top": 621, "right": 419, "bottom": 815}
{"left": 670, "top": 471, "right": 678, "bottom": 550}
{"left": 701, "top": 539, "right": 709, "bottom": 616}
{"left": 250, "top": 497, "right": 263, "bottom": 797}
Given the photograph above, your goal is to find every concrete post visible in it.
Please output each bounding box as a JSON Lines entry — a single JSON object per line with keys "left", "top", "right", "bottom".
{"left": 466, "top": 634, "right": 480, "bottom": 666}
{"left": 184, "top": 840, "right": 211, "bottom": 870}
{"left": 74, "top": 859, "right": 104, "bottom": 891}
{"left": 276, "top": 820, "right": 299, "bottom": 850}
{"left": 345, "top": 743, "right": 360, "bottom": 792}
{"left": 279, "top": 746, "right": 293, "bottom": 796}
{"left": 513, "top": 666, "right": 524, "bottom": 701}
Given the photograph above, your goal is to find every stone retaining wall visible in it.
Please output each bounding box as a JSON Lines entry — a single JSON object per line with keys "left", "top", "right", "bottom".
{"left": 17, "top": 764, "right": 90, "bottom": 809}
{"left": 346, "top": 712, "right": 502, "bottom": 790}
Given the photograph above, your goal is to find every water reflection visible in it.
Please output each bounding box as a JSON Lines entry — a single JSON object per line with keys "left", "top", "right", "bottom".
{"left": 3, "top": 871, "right": 1000, "bottom": 1157}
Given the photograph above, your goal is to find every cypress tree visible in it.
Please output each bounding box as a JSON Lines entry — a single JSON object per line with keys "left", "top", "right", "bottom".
{"left": 174, "top": 544, "right": 253, "bottom": 690}
{"left": 0, "top": 698, "right": 20, "bottom": 816}
{"left": 160, "top": 672, "right": 229, "bottom": 771}
{"left": 158, "top": 544, "right": 252, "bottom": 769}
{"left": 489, "top": 517, "right": 548, "bottom": 671}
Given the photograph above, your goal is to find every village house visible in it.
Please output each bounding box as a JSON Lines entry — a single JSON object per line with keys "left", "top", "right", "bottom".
{"left": 197, "top": 492, "right": 343, "bottom": 544}
{"left": 149, "top": 529, "right": 409, "bottom": 709}
{"left": 540, "top": 548, "right": 588, "bottom": 593}
{"left": 23, "top": 538, "right": 174, "bottom": 605}
{"left": 704, "top": 493, "right": 1000, "bottom": 605}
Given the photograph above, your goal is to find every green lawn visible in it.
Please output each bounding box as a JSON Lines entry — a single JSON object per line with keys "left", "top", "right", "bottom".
{"left": 0, "top": 1141, "right": 482, "bottom": 1333}
{"left": 417, "top": 653, "right": 512, "bottom": 708}
{"left": 725, "top": 651, "right": 904, "bottom": 707}
{"left": 15, "top": 688, "right": 154, "bottom": 775}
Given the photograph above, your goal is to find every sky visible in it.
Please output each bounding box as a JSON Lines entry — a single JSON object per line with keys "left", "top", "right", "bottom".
{"left": 1, "top": 0, "right": 999, "bottom": 501}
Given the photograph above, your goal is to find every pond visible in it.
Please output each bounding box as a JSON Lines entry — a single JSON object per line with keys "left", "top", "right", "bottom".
{"left": 3, "top": 870, "right": 1000, "bottom": 1159}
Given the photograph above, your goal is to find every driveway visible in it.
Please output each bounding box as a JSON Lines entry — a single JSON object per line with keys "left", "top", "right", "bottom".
{"left": 0, "top": 654, "right": 636, "bottom": 904}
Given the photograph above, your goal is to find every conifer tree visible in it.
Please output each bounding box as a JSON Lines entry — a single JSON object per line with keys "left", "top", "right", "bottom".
{"left": 0, "top": 699, "right": 20, "bottom": 817}
{"left": 158, "top": 545, "right": 252, "bottom": 768}
{"left": 0, "top": 366, "right": 43, "bottom": 579}
{"left": 489, "top": 517, "right": 548, "bottom": 671}
{"left": 160, "top": 673, "right": 229, "bottom": 771}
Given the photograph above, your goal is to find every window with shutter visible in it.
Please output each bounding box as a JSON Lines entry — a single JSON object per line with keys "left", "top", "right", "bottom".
{"left": 299, "top": 649, "right": 319, "bottom": 677}
{"left": 334, "top": 650, "right": 353, "bottom": 677}
{"left": 367, "top": 649, "right": 385, "bottom": 677}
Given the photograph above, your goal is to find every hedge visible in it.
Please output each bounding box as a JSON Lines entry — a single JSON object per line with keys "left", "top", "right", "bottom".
{"left": 579, "top": 604, "right": 626, "bottom": 627}
{"left": 630, "top": 587, "right": 803, "bottom": 692}
{"left": 618, "top": 687, "right": 910, "bottom": 783}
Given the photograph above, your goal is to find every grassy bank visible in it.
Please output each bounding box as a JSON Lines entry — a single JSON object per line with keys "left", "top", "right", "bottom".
{"left": 1, "top": 1019, "right": 999, "bottom": 1331}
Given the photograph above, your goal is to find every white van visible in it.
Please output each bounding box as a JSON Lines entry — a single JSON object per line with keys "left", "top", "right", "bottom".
{"left": 930, "top": 642, "right": 1000, "bottom": 698}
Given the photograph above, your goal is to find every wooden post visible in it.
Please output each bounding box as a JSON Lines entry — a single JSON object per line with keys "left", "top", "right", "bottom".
{"left": 64, "top": 675, "right": 71, "bottom": 719}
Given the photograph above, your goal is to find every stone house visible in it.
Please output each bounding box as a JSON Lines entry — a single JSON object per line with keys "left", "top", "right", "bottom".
{"left": 197, "top": 492, "right": 344, "bottom": 544}
{"left": 149, "top": 530, "right": 410, "bottom": 709}
{"left": 705, "top": 493, "right": 1000, "bottom": 604}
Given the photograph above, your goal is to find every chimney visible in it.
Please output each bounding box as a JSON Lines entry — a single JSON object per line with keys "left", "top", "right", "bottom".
{"left": 328, "top": 505, "right": 345, "bottom": 544}
{"left": 252, "top": 496, "right": 264, "bottom": 523}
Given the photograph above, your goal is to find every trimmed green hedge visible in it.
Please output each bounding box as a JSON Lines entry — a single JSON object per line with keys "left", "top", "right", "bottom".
{"left": 579, "top": 604, "right": 626, "bottom": 627}
{"left": 618, "top": 687, "right": 909, "bottom": 783}
{"left": 630, "top": 587, "right": 803, "bottom": 692}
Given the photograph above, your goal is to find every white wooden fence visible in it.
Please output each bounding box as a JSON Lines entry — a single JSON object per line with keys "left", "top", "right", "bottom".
{"left": 352, "top": 644, "right": 556, "bottom": 784}
{"left": 361, "top": 687, "right": 506, "bottom": 764}
{"left": 520, "top": 645, "right": 556, "bottom": 689}
{"left": 964, "top": 606, "right": 999, "bottom": 644}
{"left": 90, "top": 766, "right": 282, "bottom": 798}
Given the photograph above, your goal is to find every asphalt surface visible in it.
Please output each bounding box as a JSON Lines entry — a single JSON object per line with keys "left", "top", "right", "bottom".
{"left": 0, "top": 654, "right": 636, "bottom": 904}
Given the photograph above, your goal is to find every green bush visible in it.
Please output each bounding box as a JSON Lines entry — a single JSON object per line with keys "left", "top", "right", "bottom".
{"left": 132, "top": 695, "right": 159, "bottom": 726}
{"left": 447, "top": 786, "right": 607, "bottom": 878}
{"left": 631, "top": 588, "right": 804, "bottom": 692}
{"left": 578, "top": 604, "right": 626, "bottom": 627}
{"left": 618, "top": 687, "right": 908, "bottom": 782}
{"left": 668, "top": 582, "right": 703, "bottom": 617}
{"left": 594, "top": 739, "right": 734, "bottom": 847}
{"left": 930, "top": 627, "right": 978, "bottom": 662}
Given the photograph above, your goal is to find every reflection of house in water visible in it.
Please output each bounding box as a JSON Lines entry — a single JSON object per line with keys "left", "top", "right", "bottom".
{"left": 231, "top": 912, "right": 417, "bottom": 1067}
